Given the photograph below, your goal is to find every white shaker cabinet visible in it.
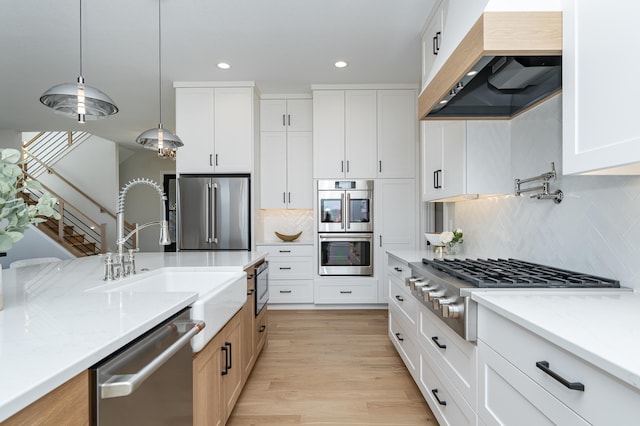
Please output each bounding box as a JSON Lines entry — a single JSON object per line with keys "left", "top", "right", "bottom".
{"left": 563, "top": 0, "right": 640, "bottom": 175}
{"left": 175, "top": 86, "right": 254, "bottom": 174}
{"left": 422, "top": 120, "right": 510, "bottom": 202}
{"left": 377, "top": 90, "right": 417, "bottom": 179}
{"left": 313, "top": 90, "right": 377, "bottom": 179}
{"left": 260, "top": 98, "right": 312, "bottom": 209}
{"left": 421, "top": 0, "right": 448, "bottom": 89}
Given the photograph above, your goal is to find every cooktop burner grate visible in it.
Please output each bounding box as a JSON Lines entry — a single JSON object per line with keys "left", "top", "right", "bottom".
{"left": 422, "top": 258, "right": 620, "bottom": 288}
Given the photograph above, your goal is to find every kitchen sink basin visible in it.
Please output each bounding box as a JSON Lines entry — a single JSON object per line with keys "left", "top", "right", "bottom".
{"left": 88, "top": 268, "right": 247, "bottom": 352}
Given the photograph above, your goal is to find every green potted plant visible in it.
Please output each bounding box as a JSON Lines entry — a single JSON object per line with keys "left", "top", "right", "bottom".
{"left": 1, "top": 148, "right": 61, "bottom": 310}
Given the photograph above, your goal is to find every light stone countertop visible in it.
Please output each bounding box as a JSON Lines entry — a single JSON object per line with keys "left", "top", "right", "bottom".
{"left": 0, "top": 250, "right": 266, "bottom": 422}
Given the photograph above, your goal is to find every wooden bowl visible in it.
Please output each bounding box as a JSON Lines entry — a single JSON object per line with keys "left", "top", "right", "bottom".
{"left": 275, "top": 231, "right": 302, "bottom": 242}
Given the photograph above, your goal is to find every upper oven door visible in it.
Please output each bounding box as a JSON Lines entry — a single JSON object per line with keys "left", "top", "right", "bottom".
{"left": 318, "top": 190, "right": 346, "bottom": 232}
{"left": 345, "top": 190, "right": 373, "bottom": 232}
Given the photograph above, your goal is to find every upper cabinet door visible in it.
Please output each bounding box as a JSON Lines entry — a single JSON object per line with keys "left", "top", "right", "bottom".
{"left": 176, "top": 88, "right": 215, "bottom": 173}
{"left": 260, "top": 99, "right": 286, "bottom": 132}
{"left": 286, "top": 99, "right": 313, "bottom": 132}
{"left": 345, "top": 90, "right": 377, "bottom": 178}
{"left": 259, "top": 132, "right": 287, "bottom": 209}
{"left": 563, "top": 0, "right": 640, "bottom": 174}
{"left": 377, "top": 90, "right": 417, "bottom": 179}
{"left": 313, "top": 91, "right": 345, "bottom": 178}
{"left": 214, "top": 88, "right": 253, "bottom": 173}
{"left": 286, "top": 132, "right": 313, "bottom": 209}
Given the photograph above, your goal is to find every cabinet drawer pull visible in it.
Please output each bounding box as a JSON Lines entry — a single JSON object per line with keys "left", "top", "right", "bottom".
{"left": 259, "top": 325, "right": 266, "bottom": 333}
{"left": 279, "top": 290, "right": 292, "bottom": 294}
{"left": 220, "top": 345, "right": 228, "bottom": 376}
{"left": 282, "top": 114, "right": 286, "bottom": 126}
{"left": 279, "top": 250, "right": 291, "bottom": 253}
{"left": 395, "top": 332, "right": 404, "bottom": 342}
{"left": 287, "top": 114, "right": 291, "bottom": 126}
{"left": 340, "top": 290, "right": 352, "bottom": 294}
{"left": 536, "top": 361, "right": 585, "bottom": 391}
{"left": 432, "top": 35, "right": 438, "bottom": 55}
{"left": 435, "top": 31, "right": 441, "bottom": 52}
{"left": 431, "top": 388, "right": 446, "bottom": 406}
{"left": 225, "top": 342, "right": 232, "bottom": 370}
{"left": 431, "top": 336, "right": 446, "bottom": 349}
{"left": 215, "top": 154, "right": 219, "bottom": 166}
{"left": 279, "top": 267, "right": 292, "bottom": 270}
{"left": 379, "top": 160, "right": 382, "bottom": 173}
{"left": 394, "top": 267, "right": 403, "bottom": 272}
{"left": 395, "top": 295, "right": 404, "bottom": 302}
{"left": 209, "top": 154, "right": 213, "bottom": 167}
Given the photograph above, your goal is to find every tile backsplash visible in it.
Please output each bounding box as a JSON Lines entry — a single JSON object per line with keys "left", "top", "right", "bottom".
{"left": 452, "top": 95, "right": 640, "bottom": 290}
{"left": 256, "top": 209, "right": 314, "bottom": 243}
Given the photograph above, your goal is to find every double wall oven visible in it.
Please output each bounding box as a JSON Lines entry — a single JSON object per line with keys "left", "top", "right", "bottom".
{"left": 317, "top": 180, "right": 373, "bottom": 276}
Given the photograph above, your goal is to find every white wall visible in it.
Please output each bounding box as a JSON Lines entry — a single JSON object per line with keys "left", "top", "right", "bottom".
{"left": 0, "top": 226, "right": 74, "bottom": 269}
{"left": 453, "top": 95, "right": 640, "bottom": 290}
{"left": 0, "top": 130, "right": 21, "bottom": 149}
{"left": 119, "top": 150, "right": 175, "bottom": 252}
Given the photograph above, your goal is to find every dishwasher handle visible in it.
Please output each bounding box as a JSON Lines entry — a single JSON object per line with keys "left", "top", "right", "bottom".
{"left": 99, "top": 319, "right": 205, "bottom": 399}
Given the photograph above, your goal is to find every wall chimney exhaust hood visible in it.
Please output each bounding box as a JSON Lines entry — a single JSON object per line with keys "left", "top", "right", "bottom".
{"left": 418, "top": 12, "right": 562, "bottom": 120}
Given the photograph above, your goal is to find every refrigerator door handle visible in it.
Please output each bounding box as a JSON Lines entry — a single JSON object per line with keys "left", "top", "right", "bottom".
{"left": 206, "top": 183, "right": 212, "bottom": 243}
{"left": 212, "top": 183, "right": 218, "bottom": 244}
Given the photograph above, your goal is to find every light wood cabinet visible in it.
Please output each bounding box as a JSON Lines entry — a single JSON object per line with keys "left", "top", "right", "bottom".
{"left": 175, "top": 86, "right": 254, "bottom": 174}
{"left": 1, "top": 371, "right": 89, "bottom": 426}
{"left": 422, "top": 120, "right": 510, "bottom": 202}
{"left": 562, "top": 0, "right": 640, "bottom": 175}
{"left": 259, "top": 99, "right": 313, "bottom": 209}
{"left": 255, "top": 305, "right": 268, "bottom": 356}
{"left": 240, "top": 267, "right": 256, "bottom": 385}
{"left": 221, "top": 312, "right": 242, "bottom": 422}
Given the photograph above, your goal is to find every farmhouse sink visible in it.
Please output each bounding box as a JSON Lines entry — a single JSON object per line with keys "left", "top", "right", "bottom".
{"left": 88, "top": 268, "right": 247, "bottom": 352}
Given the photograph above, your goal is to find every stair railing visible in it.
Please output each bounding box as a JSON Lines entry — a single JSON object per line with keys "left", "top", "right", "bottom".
{"left": 23, "top": 131, "right": 91, "bottom": 177}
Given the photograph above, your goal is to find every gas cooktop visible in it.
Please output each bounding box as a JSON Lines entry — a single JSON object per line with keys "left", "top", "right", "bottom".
{"left": 421, "top": 258, "right": 621, "bottom": 289}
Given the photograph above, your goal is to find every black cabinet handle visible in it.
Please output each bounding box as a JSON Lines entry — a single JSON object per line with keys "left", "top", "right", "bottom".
{"left": 225, "top": 342, "right": 232, "bottom": 370}
{"left": 209, "top": 154, "right": 213, "bottom": 167}
{"left": 215, "top": 154, "right": 219, "bottom": 166}
{"left": 282, "top": 114, "right": 286, "bottom": 126}
{"left": 395, "top": 295, "right": 404, "bottom": 302}
{"left": 288, "top": 114, "right": 291, "bottom": 126}
{"left": 431, "top": 388, "right": 446, "bottom": 406}
{"left": 221, "top": 346, "right": 228, "bottom": 376}
{"left": 259, "top": 325, "right": 266, "bottom": 333}
{"left": 432, "top": 336, "right": 446, "bottom": 349}
{"left": 432, "top": 35, "right": 438, "bottom": 55}
{"left": 279, "top": 250, "right": 291, "bottom": 253}
{"left": 433, "top": 170, "right": 437, "bottom": 189}
{"left": 247, "top": 289, "right": 255, "bottom": 295}
{"left": 279, "top": 267, "right": 292, "bottom": 270}
{"left": 435, "top": 31, "right": 441, "bottom": 53}
{"left": 279, "top": 290, "right": 292, "bottom": 294}
{"left": 340, "top": 290, "right": 352, "bottom": 294}
{"left": 395, "top": 332, "right": 404, "bottom": 342}
{"left": 536, "top": 361, "right": 585, "bottom": 391}
{"left": 394, "top": 267, "right": 403, "bottom": 272}
{"left": 379, "top": 160, "right": 382, "bottom": 173}
{"left": 433, "top": 169, "right": 442, "bottom": 189}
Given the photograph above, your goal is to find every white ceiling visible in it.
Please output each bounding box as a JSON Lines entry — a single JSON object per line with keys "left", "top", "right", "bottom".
{"left": 0, "top": 0, "right": 434, "bottom": 148}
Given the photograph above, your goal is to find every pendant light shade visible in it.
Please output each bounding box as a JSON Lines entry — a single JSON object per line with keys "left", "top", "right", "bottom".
{"left": 136, "top": 0, "right": 183, "bottom": 159}
{"left": 40, "top": 0, "right": 118, "bottom": 123}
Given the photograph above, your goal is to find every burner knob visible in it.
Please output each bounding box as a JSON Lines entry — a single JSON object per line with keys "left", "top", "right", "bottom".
{"left": 420, "top": 286, "right": 436, "bottom": 302}
{"left": 406, "top": 276, "right": 422, "bottom": 289}
{"left": 426, "top": 290, "right": 445, "bottom": 303}
{"left": 432, "top": 296, "right": 451, "bottom": 310}
{"left": 414, "top": 280, "right": 431, "bottom": 292}
{"left": 442, "top": 303, "right": 464, "bottom": 319}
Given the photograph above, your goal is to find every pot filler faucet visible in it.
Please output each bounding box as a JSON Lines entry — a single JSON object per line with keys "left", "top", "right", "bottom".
{"left": 104, "top": 178, "right": 170, "bottom": 280}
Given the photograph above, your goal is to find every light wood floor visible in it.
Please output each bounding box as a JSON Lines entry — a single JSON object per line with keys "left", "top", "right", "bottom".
{"left": 227, "top": 310, "right": 437, "bottom": 426}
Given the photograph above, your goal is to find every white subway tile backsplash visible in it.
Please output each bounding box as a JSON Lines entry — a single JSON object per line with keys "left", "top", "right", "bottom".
{"left": 453, "top": 95, "right": 640, "bottom": 290}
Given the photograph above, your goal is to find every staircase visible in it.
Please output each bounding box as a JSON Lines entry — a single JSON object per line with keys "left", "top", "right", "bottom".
{"left": 21, "top": 132, "right": 135, "bottom": 257}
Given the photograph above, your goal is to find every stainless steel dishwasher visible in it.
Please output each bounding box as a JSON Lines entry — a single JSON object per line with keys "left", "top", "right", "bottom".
{"left": 90, "top": 308, "right": 204, "bottom": 425}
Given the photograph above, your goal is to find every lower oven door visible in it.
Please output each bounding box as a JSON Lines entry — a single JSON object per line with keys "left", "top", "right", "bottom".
{"left": 318, "top": 233, "right": 373, "bottom": 276}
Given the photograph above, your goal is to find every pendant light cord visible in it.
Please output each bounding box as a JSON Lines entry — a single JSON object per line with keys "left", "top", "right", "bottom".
{"left": 158, "top": 0, "right": 162, "bottom": 126}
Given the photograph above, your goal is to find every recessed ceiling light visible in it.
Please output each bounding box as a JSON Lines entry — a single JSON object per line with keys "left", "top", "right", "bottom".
{"left": 466, "top": 70, "right": 478, "bottom": 77}
{"left": 334, "top": 61, "right": 348, "bottom": 68}
{"left": 217, "top": 63, "right": 231, "bottom": 70}
{"left": 439, "top": 99, "right": 448, "bottom": 104}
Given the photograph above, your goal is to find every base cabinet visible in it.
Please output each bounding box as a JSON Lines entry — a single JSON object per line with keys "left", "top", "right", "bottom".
{"left": 1, "top": 371, "right": 89, "bottom": 426}
{"left": 258, "top": 244, "right": 313, "bottom": 304}
{"left": 240, "top": 266, "right": 256, "bottom": 386}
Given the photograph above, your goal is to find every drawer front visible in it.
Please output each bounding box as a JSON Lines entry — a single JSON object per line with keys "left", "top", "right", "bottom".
{"left": 255, "top": 308, "right": 268, "bottom": 355}
{"left": 479, "top": 306, "right": 640, "bottom": 425}
{"left": 418, "top": 351, "right": 477, "bottom": 426}
{"left": 269, "top": 259, "right": 313, "bottom": 279}
{"left": 388, "top": 256, "right": 411, "bottom": 282}
{"left": 259, "top": 244, "right": 313, "bottom": 258}
{"left": 478, "top": 341, "right": 589, "bottom": 426}
{"left": 418, "top": 306, "right": 477, "bottom": 407}
{"left": 269, "top": 282, "right": 313, "bottom": 303}
{"left": 389, "top": 310, "right": 418, "bottom": 377}
{"left": 389, "top": 279, "right": 417, "bottom": 326}
{"left": 315, "top": 282, "right": 378, "bottom": 304}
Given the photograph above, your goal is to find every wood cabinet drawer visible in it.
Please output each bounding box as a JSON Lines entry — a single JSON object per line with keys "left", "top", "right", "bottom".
{"left": 389, "top": 279, "right": 417, "bottom": 327}
{"left": 255, "top": 307, "right": 268, "bottom": 355}
{"left": 315, "top": 282, "right": 378, "bottom": 304}
{"left": 389, "top": 310, "right": 418, "bottom": 377}
{"left": 478, "top": 306, "right": 640, "bottom": 425}
{"left": 478, "top": 340, "right": 589, "bottom": 426}
{"left": 260, "top": 244, "right": 313, "bottom": 258}
{"left": 269, "top": 282, "right": 313, "bottom": 303}
{"left": 268, "top": 259, "right": 313, "bottom": 279}
{"left": 418, "top": 305, "right": 476, "bottom": 408}
{"left": 418, "top": 350, "right": 476, "bottom": 426}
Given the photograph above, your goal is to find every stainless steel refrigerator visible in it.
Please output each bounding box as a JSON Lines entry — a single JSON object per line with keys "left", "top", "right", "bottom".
{"left": 177, "top": 175, "right": 250, "bottom": 250}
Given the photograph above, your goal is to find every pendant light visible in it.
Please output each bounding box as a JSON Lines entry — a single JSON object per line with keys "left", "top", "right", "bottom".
{"left": 136, "top": 0, "right": 183, "bottom": 159}
{"left": 40, "top": 0, "right": 118, "bottom": 123}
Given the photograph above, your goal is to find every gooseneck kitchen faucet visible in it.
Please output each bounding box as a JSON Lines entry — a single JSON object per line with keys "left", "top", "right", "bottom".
{"left": 104, "top": 178, "right": 170, "bottom": 280}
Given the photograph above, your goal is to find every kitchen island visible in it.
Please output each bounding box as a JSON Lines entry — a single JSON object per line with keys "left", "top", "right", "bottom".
{"left": 0, "top": 251, "right": 266, "bottom": 423}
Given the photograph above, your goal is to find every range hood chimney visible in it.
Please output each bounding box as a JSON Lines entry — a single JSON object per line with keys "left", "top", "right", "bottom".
{"left": 418, "top": 12, "right": 562, "bottom": 120}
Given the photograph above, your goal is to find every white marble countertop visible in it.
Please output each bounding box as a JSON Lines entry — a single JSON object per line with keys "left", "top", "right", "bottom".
{"left": 471, "top": 290, "right": 640, "bottom": 390}
{"left": 0, "top": 250, "right": 266, "bottom": 422}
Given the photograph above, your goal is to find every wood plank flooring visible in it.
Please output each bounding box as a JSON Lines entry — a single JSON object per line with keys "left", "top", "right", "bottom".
{"left": 227, "top": 310, "right": 437, "bottom": 426}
